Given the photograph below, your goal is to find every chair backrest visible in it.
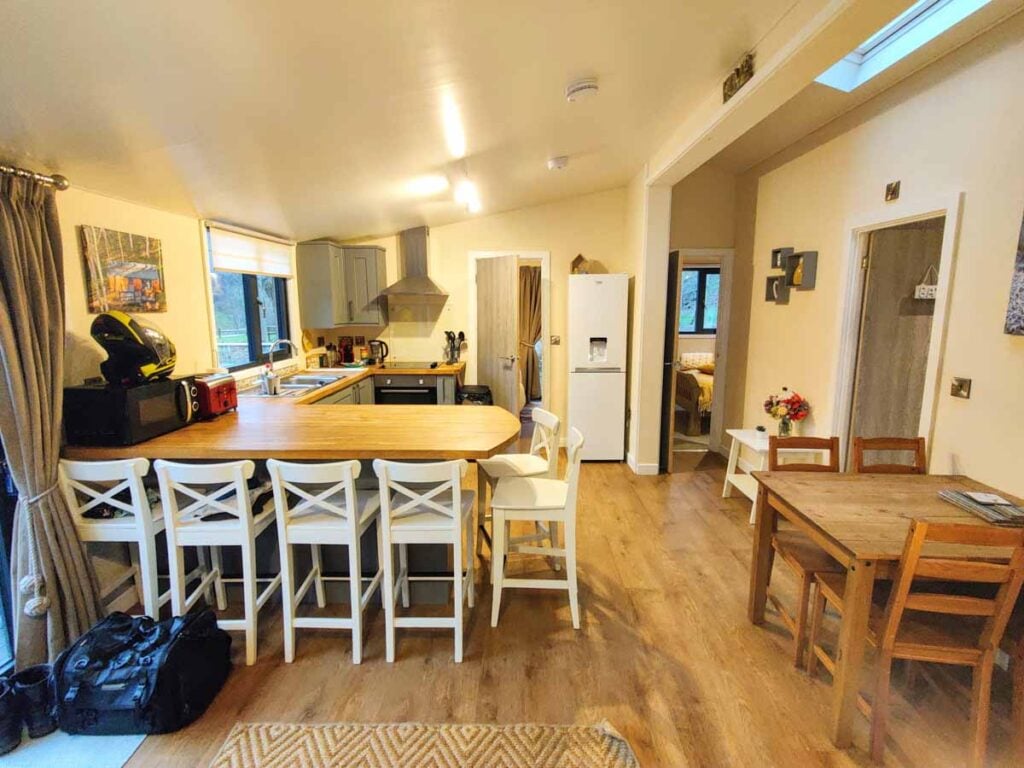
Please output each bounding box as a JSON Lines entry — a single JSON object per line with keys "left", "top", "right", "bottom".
{"left": 373, "top": 459, "right": 468, "bottom": 532}
{"left": 852, "top": 436, "right": 927, "bottom": 474}
{"left": 529, "top": 407, "right": 561, "bottom": 478}
{"left": 768, "top": 436, "right": 840, "bottom": 472}
{"left": 563, "top": 428, "right": 585, "bottom": 516}
{"left": 266, "top": 459, "right": 362, "bottom": 528}
{"left": 154, "top": 459, "right": 256, "bottom": 536}
{"left": 878, "top": 521, "right": 1024, "bottom": 655}
{"left": 59, "top": 458, "right": 153, "bottom": 533}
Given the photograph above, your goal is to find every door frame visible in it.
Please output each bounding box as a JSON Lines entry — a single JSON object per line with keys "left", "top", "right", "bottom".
{"left": 830, "top": 192, "right": 963, "bottom": 469}
{"left": 467, "top": 250, "right": 552, "bottom": 414}
{"left": 675, "top": 248, "right": 734, "bottom": 455}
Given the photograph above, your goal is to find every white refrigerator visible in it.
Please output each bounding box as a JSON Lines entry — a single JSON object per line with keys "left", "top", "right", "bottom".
{"left": 568, "top": 274, "right": 628, "bottom": 460}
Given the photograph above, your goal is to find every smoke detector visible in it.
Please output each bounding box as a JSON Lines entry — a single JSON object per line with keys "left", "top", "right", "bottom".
{"left": 565, "top": 77, "right": 599, "bottom": 102}
{"left": 547, "top": 156, "right": 569, "bottom": 171}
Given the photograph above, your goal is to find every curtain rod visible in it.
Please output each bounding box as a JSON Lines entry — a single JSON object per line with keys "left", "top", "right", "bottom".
{"left": 0, "top": 163, "right": 70, "bottom": 190}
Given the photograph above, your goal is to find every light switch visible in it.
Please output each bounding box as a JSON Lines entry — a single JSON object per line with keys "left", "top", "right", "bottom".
{"left": 950, "top": 377, "right": 972, "bottom": 399}
{"left": 550, "top": 335, "right": 561, "bottom": 345}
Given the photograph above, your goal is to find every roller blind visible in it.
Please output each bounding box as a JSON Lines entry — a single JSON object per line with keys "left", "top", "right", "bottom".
{"left": 207, "top": 224, "right": 294, "bottom": 278}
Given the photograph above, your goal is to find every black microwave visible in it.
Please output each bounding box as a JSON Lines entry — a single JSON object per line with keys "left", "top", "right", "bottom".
{"left": 64, "top": 376, "right": 199, "bottom": 446}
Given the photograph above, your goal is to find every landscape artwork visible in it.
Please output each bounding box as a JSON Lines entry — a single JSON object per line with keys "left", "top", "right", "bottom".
{"left": 80, "top": 225, "right": 166, "bottom": 313}
{"left": 1006, "top": 210, "right": 1024, "bottom": 335}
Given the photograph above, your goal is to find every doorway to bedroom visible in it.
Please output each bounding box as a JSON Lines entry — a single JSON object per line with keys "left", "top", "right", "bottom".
{"left": 659, "top": 248, "right": 734, "bottom": 473}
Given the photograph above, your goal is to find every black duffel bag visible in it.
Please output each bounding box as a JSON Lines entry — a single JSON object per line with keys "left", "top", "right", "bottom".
{"left": 53, "top": 609, "right": 231, "bottom": 735}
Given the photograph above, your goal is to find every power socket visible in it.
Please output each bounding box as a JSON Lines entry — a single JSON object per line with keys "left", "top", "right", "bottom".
{"left": 914, "top": 284, "right": 938, "bottom": 300}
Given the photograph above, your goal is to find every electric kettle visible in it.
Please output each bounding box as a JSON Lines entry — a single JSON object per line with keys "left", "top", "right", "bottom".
{"left": 368, "top": 339, "right": 389, "bottom": 364}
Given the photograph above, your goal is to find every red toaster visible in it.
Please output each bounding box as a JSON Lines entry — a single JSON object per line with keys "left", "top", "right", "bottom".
{"left": 195, "top": 374, "right": 238, "bottom": 419}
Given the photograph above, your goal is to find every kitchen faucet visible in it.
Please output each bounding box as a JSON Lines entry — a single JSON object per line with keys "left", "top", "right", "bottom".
{"left": 268, "top": 338, "right": 298, "bottom": 366}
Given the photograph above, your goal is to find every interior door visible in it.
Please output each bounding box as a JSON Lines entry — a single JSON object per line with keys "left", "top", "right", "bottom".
{"left": 848, "top": 218, "right": 944, "bottom": 460}
{"left": 659, "top": 251, "right": 681, "bottom": 473}
{"left": 476, "top": 255, "right": 519, "bottom": 414}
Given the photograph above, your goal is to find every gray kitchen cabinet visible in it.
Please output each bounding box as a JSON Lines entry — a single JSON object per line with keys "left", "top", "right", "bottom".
{"left": 438, "top": 375, "right": 456, "bottom": 404}
{"left": 296, "top": 241, "right": 386, "bottom": 328}
{"left": 316, "top": 385, "right": 356, "bottom": 405}
{"left": 355, "top": 378, "right": 374, "bottom": 405}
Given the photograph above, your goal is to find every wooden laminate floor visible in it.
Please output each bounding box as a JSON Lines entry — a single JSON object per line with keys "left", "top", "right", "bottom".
{"left": 126, "top": 455, "right": 1018, "bottom": 767}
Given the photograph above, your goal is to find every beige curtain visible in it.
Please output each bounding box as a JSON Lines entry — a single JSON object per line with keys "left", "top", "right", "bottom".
{"left": 0, "top": 175, "right": 101, "bottom": 667}
{"left": 518, "top": 266, "right": 542, "bottom": 401}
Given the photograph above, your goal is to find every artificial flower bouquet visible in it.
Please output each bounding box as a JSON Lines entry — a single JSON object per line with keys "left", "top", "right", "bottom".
{"left": 763, "top": 387, "right": 810, "bottom": 436}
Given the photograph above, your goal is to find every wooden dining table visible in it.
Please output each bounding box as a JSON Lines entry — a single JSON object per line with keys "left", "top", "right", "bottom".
{"left": 747, "top": 471, "right": 1021, "bottom": 748}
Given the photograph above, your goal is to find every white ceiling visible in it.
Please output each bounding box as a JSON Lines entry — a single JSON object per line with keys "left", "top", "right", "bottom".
{"left": 0, "top": 0, "right": 797, "bottom": 240}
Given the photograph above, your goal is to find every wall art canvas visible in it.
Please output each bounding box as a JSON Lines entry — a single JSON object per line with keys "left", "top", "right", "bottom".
{"left": 80, "top": 225, "right": 166, "bottom": 313}
{"left": 1006, "top": 210, "right": 1024, "bottom": 335}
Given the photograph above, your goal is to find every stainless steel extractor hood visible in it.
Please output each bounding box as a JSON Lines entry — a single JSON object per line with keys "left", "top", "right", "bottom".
{"left": 379, "top": 226, "right": 448, "bottom": 302}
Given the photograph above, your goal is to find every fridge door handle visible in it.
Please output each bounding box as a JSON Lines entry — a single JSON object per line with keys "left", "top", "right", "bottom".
{"left": 574, "top": 366, "right": 621, "bottom": 372}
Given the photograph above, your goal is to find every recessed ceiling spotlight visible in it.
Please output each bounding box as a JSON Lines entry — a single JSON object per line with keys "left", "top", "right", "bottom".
{"left": 405, "top": 174, "right": 450, "bottom": 197}
{"left": 565, "top": 77, "right": 599, "bottom": 102}
{"left": 547, "top": 156, "right": 569, "bottom": 171}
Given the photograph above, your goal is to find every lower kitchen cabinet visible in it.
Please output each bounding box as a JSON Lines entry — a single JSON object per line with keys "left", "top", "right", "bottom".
{"left": 355, "top": 378, "right": 374, "bottom": 404}
{"left": 317, "top": 386, "right": 356, "bottom": 405}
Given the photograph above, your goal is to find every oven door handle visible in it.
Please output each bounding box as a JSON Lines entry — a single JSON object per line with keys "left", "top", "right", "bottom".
{"left": 377, "top": 388, "right": 432, "bottom": 394}
{"left": 176, "top": 380, "right": 195, "bottom": 423}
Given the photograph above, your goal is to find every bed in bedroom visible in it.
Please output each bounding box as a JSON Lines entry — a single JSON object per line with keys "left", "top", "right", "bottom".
{"left": 674, "top": 352, "right": 714, "bottom": 436}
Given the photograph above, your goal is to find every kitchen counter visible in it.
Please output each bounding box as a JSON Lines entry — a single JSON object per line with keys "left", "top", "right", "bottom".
{"left": 293, "top": 361, "right": 465, "bottom": 405}
{"left": 62, "top": 399, "right": 516, "bottom": 462}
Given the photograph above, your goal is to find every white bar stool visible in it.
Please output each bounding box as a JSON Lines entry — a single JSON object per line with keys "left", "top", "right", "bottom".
{"left": 59, "top": 458, "right": 201, "bottom": 619}
{"left": 476, "top": 407, "right": 560, "bottom": 571}
{"left": 267, "top": 459, "right": 383, "bottom": 664}
{"left": 155, "top": 459, "right": 282, "bottom": 666}
{"left": 373, "top": 459, "right": 475, "bottom": 663}
{"left": 490, "top": 428, "right": 584, "bottom": 629}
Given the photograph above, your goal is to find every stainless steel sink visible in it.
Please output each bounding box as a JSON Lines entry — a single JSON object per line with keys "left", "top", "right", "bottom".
{"left": 240, "top": 368, "right": 366, "bottom": 398}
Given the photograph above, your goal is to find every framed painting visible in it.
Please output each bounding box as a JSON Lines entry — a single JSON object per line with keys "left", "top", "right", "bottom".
{"left": 1006, "top": 210, "right": 1024, "bottom": 336}
{"left": 79, "top": 225, "right": 166, "bottom": 313}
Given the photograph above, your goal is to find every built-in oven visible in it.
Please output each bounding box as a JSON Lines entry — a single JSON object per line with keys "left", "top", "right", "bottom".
{"left": 373, "top": 374, "right": 438, "bottom": 405}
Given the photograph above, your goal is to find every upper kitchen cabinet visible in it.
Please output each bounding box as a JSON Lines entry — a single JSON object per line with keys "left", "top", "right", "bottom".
{"left": 296, "top": 242, "right": 386, "bottom": 327}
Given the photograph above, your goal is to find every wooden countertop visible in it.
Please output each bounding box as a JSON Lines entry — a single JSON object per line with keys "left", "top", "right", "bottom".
{"left": 61, "top": 362, "right": 518, "bottom": 462}
{"left": 293, "top": 361, "right": 465, "bottom": 405}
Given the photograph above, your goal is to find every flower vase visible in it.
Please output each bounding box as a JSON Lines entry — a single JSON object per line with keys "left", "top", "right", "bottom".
{"left": 778, "top": 417, "right": 792, "bottom": 438}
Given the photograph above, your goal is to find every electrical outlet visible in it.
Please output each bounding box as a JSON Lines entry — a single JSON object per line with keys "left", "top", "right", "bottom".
{"left": 550, "top": 335, "right": 561, "bottom": 345}
{"left": 914, "top": 284, "right": 937, "bottom": 300}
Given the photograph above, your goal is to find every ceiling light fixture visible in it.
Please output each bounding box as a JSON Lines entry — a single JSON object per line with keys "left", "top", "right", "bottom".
{"left": 565, "top": 77, "right": 599, "bottom": 102}
{"left": 405, "top": 174, "right": 450, "bottom": 197}
{"left": 547, "top": 156, "right": 569, "bottom": 171}
{"left": 441, "top": 91, "right": 467, "bottom": 159}
{"left": 454, "top": 179, "right": 482, "bottom": 214}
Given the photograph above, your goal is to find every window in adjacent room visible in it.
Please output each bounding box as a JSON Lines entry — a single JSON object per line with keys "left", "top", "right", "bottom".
{"left": 678, "top": 267, "right": 720, "bottom": 335}
{"left": 206, "top": 225, "right": 294, "bottom": 371}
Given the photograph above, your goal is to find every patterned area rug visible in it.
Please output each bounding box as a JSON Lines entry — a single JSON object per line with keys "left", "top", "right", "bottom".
{"left": 210, "top": 721, "right": 640, "bottom": 768}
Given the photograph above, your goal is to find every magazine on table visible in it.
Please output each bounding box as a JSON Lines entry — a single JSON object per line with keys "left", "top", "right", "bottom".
{"left": 938, "top": 490, "right": 1024, "bottom": 527}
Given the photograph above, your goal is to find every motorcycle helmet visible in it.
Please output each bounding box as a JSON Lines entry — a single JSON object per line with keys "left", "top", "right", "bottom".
{"left": 91, "top": 311, "right": 176, "bottom": 385}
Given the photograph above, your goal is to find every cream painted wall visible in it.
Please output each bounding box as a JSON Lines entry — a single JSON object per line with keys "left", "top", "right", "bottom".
{"left": 58, "top": 188, "right": 216, "bottom": 385}
{"left": 670, "top": 163, "right": 736, "bottom": 250}
{"left": 339, "top": 189, "right": 629, "bottom": 429}
{"left": 740, "top": 15, "right": 1024, "bottom": 495}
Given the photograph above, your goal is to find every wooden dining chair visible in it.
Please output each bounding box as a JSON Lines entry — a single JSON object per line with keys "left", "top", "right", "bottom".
{"left": 766, "top": 435, "right": 843, "bottom": 667}
{"left": 868, "top": 521, "right": 1024, "bottom": 767}
{"left": 852, "top": 437, "right": 927, "bottom": 474}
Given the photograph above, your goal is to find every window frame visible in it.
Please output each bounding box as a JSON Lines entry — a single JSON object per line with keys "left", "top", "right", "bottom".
{"left": 678, "top": 266, "right": 720, "bottom": 336}
{"left": 204, "top": 224, "right": 295, "bottom": 374}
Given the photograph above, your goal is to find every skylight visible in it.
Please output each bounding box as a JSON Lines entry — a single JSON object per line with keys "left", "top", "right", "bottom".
{"left": 816, "top": 0, "right": 992, "bottom": 92}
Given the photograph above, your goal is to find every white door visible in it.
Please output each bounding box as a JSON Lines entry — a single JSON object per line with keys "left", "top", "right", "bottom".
{"left": 476, "top": 255, "right": 519, "bottom": 414}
